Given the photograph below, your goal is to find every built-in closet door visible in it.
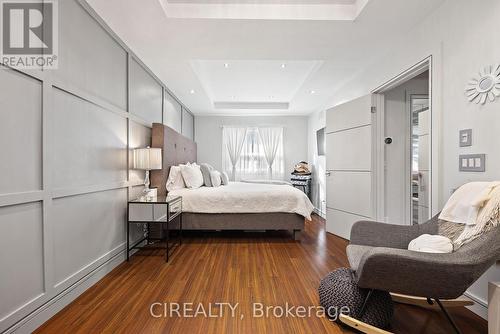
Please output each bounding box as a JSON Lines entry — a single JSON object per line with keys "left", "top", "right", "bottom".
{"left": 325, "top": 95, "right": 375, "bottom": 239}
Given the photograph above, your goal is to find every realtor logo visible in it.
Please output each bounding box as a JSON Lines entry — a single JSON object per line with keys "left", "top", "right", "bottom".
{"left": 1, "top": 0, "right": 58, "bottom": 69}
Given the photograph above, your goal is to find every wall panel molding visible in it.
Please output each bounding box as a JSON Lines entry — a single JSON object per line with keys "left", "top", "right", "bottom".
{"left": 0, "top": 0, "right": 194, "bottom": 332}
{"left": 0, "top": 69, "right": 43, "bottom": 194}
{"left": 51, "top": 181, "right": 143, "bottom": 199}
{"left": 0, "top": 191, "right": 44, "bottom": 208}
{"left": 52, "top": 82, "right": 129, "bottom": 118}
{"left": 0, "top": 202, "right": 45, "bottom": 330}
{"left": 76, "top": 0, "right": 195, "bottom": 119}
{"left": 3, "top": 251, "right": 125, "bottom": 334}
{"left": 53, "top": 242, "right": 125, "bottom": 290}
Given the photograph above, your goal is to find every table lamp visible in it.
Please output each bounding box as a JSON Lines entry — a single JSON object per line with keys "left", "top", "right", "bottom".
{"left": 133, "top": 146, "right": 162, "bottom": 197}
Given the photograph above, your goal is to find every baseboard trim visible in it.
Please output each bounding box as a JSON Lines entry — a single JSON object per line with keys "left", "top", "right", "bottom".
{"left": 5, "top": 250, "right": 126, "bottom": 334}
{"left": 464, "top": 291, "right": 488, "bottom": 320}
{"left": 313, "top": 207, "right": 326, "bottom": 219}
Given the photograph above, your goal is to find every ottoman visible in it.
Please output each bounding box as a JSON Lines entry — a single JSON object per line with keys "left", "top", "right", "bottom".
{"left": 318, "top": 268, "right": 393, "bottom": 329}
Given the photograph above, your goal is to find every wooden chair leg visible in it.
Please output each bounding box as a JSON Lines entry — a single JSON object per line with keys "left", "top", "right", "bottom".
{"left": 339, "top": 314, "right": 393, "bottom": 334}
{"left": 390, "top": 293, "right": 474, "bottom": 310}
{"left": 434, "top": 298, "right": 463, "bottom": 334}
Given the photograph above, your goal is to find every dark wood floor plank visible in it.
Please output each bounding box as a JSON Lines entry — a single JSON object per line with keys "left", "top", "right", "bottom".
{"left": 35, "top": 215, "right": 487, "bottom": 334}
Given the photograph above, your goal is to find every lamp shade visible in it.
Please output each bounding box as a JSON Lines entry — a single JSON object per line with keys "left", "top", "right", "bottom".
{"left": 133, "top": 147, "right": 162, "bottom": 170}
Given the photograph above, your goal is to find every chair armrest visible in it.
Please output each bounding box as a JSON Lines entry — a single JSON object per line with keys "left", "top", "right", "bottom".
{"left": 350, "top": 221, "right": 420, "bottom": 249}
{"left": 355, "top": 247, "right": 479, "bottom": 299}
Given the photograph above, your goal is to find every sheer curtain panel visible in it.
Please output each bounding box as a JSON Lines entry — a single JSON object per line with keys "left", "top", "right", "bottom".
{"left": 222, "top": 126, "right": 247, "bottom": 181}
{"left": 258, "top": 127, "right": 284, "bottom": 179}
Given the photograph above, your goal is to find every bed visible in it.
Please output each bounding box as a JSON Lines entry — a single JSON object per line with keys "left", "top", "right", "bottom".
{"left": 150, "top": 123, "right": 312, "bottom": 240}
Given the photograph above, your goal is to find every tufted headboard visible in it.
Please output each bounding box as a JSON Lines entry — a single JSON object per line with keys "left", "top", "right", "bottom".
{"left": 150, "top": 123, "right": 197, "bottom": 196}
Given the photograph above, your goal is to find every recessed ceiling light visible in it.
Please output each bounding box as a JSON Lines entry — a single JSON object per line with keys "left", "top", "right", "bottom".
{"left": 281, "top": 63, "right": 286, "bottom": 69}
{"left": 310, "top": 90, "right": 316, "bottom": 95}
{"left": 190, "top": 89, "right": 195, "bottom": 94}
{"left": 224, "top": 63, "right": 229, "bottom": 68}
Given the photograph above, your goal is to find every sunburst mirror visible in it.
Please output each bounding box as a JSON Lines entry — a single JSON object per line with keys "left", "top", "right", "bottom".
{"left": 465, "top": 64, "right": 500, "bottom": 104}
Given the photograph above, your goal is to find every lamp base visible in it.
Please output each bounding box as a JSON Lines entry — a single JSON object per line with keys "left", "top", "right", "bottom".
{"left": 143, "top": 170, "right": 151, "bottom": 193}
{"left": 140, "top": 170, "right": 157, "bottom": 201}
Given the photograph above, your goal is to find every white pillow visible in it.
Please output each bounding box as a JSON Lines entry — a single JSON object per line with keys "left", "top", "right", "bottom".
{"left": 210, "top": 170, "right": 222, "bottom": 187}
{"left": 180, "top": 163, "right": 204, "bottom": 189}
{"left": 221, "top": 171, "right": 230, "bottom": 185}
{"left": 166, "top": 166, "right": 185, "bottom": 192}
{"left": 408, "top": 234, "right": 453, "bottom": 253}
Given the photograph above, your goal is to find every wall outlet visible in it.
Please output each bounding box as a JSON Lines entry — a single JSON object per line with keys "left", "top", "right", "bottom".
{"left": 459, "top": 154, "right": 486, "bottom": 172}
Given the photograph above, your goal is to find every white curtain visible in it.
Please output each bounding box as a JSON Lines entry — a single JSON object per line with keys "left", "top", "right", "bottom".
{"left": 222, "top": 127, "right": 247, "bottom": 181}
{"left": 238, "top": 128, "right": 268, "bottom": 180}
{"left": 258, "top": 127, "right": 283, "bottom": 179}
{"left": 223, "top": 127, "right": 284, "bottom": 181}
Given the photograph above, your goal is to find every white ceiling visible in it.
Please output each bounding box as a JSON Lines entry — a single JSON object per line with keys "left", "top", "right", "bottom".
{"left": 167, "top": 0, "right": 357, "bottom": 4}
{"left": 191, "top": 60, "right": 323, "bottom": 106}
{"left": 86, "top": 0, "right": 445, "bottom": 116}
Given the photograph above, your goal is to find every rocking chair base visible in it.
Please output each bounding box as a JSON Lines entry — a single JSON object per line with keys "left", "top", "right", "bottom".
{"left": 338, "top": 293, "right": 473, "bottom": 334}
{"left": 339, "top": 314, "right": 393, "bottom": 334}
{"left": 390, "top": 293, "right": 474, "bottom": 310}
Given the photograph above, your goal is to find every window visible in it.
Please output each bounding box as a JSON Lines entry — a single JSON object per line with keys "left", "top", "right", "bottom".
{"left": 222, "top": 126, "right": 284, "bottom": 181}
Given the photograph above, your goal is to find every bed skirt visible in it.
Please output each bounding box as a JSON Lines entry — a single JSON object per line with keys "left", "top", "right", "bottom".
{"left": 181, "top": 212, "right": 305, "bottom": 240}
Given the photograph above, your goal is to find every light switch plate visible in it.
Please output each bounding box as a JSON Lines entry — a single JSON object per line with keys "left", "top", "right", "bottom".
{"left": 459, "top": 154, "right": 486, "bottom": 172}
{"left": 459, "top": 129, "right": 472, "bottom": 147}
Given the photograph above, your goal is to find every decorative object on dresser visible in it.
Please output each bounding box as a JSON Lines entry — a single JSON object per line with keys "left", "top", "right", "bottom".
{"left": 291, "top": 161, "right": 312, "bottom": 199}
{"left": 146, "top": 187, "right": 157, "bottom": 199}
{"left": 127, "top": 196, "right": 182, "bottom": 262}
{"left": 133, "top": 146, "right": 162, "bottom": 199}
{"left": 293, "top": 161, "right": 311, "bottom": 174}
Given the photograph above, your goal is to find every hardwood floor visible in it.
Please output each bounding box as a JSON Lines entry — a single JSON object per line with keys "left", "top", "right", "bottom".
{"left": 35, "top": 215, "right": 487, "bottom": 334}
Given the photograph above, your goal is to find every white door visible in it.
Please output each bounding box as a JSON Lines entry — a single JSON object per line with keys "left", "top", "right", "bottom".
{"left": 383, "top": 85, "right": 411, "bottom": 225}
{"left": 325, "top": 95, "right": 375, "bottom": 239}
{"left": 383, "top": 74, "right": 429, "bottom": 225}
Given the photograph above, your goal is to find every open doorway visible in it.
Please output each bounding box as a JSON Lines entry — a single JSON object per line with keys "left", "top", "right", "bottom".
{"left": 373, "top": 59, "right": 432, "bottom": 226}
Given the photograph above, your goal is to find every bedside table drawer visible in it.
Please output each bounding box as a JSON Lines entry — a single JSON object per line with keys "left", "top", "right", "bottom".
{"left": 129, "top": 203, "right": 153, "bottom": 221}
{"left": 169, "top": 199, "right": 182, "bottom": 219}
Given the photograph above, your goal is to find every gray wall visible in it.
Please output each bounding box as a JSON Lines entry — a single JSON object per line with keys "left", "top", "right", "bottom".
{"left": 195, "top": 115, "right": 308, "bottom": 180}
{"left": 0, "top": 0, "right": 193, "bottom": 332}
{"left": 307, "top": 110, "right": 326, "bottom": 218}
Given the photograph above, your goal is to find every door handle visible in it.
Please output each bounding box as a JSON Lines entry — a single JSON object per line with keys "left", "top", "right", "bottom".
{"left": 325, "top": 171, "right": 331, "bottom": 177}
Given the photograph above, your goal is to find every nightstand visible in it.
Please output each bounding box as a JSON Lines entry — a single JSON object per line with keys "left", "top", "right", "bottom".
{"left": 291, "top": 173, "right": 312, "bottom": 199}
{"left": 127, "top": 196, "right": 182, "bottom": 262}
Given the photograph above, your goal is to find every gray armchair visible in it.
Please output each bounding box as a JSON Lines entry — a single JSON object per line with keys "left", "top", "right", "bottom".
{"left": 346, "top": 215, "right": 500, "bottom": 333}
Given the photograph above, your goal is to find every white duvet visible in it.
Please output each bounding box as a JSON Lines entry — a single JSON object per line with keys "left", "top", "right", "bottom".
{"left": 168, "top": 182, "right": 314, "bottom": 220}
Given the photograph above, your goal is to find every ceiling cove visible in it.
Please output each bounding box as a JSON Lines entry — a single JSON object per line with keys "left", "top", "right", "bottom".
{"left": 191, "top": 60, "right": 323, "bottom": 110}
{"left": 159, "top": 0, "right": 371, "bottom": 20}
